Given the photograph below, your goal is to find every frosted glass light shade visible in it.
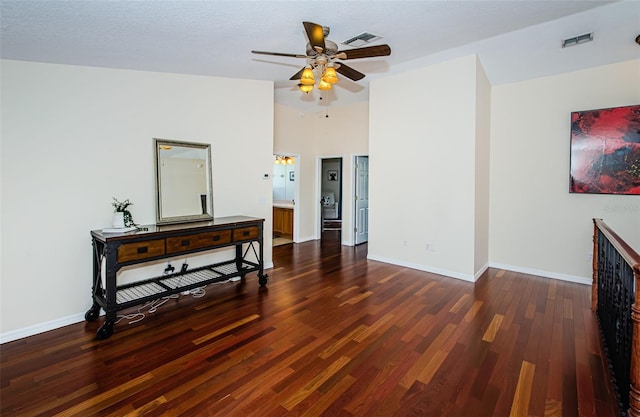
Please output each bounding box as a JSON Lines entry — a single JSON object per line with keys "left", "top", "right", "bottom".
{"left": 300, "top": 68, "right": 315, "bottom": 86}
{"left": 318, "top": 79, "right": 332, "bottom": 90}
{"left": 322, "top": 66, "right": 338, "bottom": 84}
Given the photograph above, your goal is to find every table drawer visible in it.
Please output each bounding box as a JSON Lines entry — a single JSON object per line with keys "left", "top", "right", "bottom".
{"left": 118, "top": 239, "right": 165, "bottom": 263}
{"left": 166, "top": 230, "right": 232, "bottom": 254}
{"left": 233, "top": 226, "right": 259, "bottom": 242}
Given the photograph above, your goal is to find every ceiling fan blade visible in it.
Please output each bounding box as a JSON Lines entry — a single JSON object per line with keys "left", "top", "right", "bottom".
{"left": 289, "top": 67, "right": 306, "bottom": 81}
{"left": 335, "top": 63, "right": 366, "bottom": 81}
{"left": 338, "top": 44, "right": 391, "bottom": 60}
{"left": 303, "top": 21, "right": 325, "bottom": 52}
{"left": 251, "top": 50, "right": 307, "bottom": 58}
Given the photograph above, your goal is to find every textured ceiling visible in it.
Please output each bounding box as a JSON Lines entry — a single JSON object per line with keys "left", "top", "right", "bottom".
{"left": 1, "top": 0, "right": 639, "bottom": 111}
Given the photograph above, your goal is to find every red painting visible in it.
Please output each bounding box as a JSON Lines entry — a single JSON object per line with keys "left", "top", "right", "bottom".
{"left": 569, "top": 104, "right": 640, "bottom": 195}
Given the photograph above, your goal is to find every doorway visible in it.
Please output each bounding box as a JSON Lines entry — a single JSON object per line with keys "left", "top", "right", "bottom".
{"left": 320, "top": 157, "right": 342, "bottom": 238}
{"left": 273, "top": 154, "right": 297, "bottom": 247}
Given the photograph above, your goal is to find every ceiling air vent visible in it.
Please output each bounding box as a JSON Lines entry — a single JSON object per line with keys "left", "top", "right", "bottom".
{"left": 562, "top": 32, "right": 593, "bottom": 48}
{"left": 342, "top": 32, "right": 382, "bottom": 48}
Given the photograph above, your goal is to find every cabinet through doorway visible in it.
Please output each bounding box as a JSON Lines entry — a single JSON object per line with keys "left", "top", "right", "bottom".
{"left": 273, "top": 206, "right": 293, "bottom": 239}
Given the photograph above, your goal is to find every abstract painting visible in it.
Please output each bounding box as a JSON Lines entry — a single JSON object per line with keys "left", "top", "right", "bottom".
{"left": 569, "top": 104, "right": 640, "bottom": 194}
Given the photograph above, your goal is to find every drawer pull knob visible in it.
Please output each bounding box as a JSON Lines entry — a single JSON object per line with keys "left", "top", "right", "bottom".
{"left": 212, "top": 235, "right": 220, "bottom": 241}
{"left": 243, "top": 231, "right": 250, "bottom": 236}
{"left": 181, "top": 239, "right": 190, "bottom": 246}
{"left": 137, "top": 247, "right": 148, "bottom": 254}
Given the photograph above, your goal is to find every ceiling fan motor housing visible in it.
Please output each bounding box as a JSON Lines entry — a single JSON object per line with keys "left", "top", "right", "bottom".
{"left": 306, "top": 40, "right": 338, "bottom": 56}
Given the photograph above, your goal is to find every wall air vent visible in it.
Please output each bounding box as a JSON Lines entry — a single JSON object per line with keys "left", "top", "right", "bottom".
{"left": 342, "top": 32, "right": 382, "bottom": 48}
{"left": 562, "top": 32, "right": 593, "bottom": 48}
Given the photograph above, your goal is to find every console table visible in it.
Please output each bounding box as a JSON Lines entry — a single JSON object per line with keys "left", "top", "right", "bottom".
{"left": 86, "top": 216, "right": 267, "bottom": 340}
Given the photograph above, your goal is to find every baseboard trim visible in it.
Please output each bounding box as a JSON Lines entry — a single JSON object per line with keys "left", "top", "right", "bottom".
{"left": 365, "top": 255, "right": 590, "bottom": 286}
{"left": 366, "top": 253, "right": 478, "bottom": 282}
{"left": 489, "top": 262, "right": 591, "bottom": 285}
{"left": 1, "top": 313, "right": 85, "bottom": 344}
{"left": 475, "top": 263, "right": 489, "bottom": 281}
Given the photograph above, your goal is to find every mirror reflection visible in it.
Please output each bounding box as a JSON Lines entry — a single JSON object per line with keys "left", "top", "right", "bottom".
{"left": 273, "top": 155, "right": 295, "bottom": 202}
{"left": 154, "top": 138, "right": 213, "bottom": 225}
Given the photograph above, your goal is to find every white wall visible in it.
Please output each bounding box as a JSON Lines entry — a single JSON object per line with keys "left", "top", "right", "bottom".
{"left": 369, "top": 56, "right": 639, "bottom": 284}
{"left": 274, "top": 102, "right": 369, "bottom": 245}
{"left": 0, "top": 60, "right": 274, "bottom": 340}
{"left": 368, "top": 55, "right": 482, "bottom": 281}
{"left": 490, "top": 59, "right": 640, "bottom": 282}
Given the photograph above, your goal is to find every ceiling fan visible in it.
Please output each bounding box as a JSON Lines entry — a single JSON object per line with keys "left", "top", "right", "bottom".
{"left": 251, "top": 21, "right": 391, "bottom": 93}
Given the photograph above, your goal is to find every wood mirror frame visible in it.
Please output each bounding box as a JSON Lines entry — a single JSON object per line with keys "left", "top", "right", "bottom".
{"left": 153, "top": 138, "right": 213, "bottom": 225}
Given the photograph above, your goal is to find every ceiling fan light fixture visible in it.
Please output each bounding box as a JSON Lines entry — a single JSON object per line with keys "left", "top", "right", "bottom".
{"left": 300, "top": 67, "right": 315, "bottom": 85}
{"left": 322, "top": 66, "right": 338, "bottom": 84}
{"left": 318, "top": 79, "right": 332, "bottom": 91}
{"left": 252, "top": 21, "right": 392, "bottom": 95}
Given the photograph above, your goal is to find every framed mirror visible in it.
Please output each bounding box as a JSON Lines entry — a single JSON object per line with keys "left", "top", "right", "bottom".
{"left": 154, "top": 138, "right": 213, "bottom": 225}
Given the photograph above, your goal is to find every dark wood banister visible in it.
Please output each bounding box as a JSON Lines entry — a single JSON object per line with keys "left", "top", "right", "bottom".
{"left": 592, "top": 218, "right": 640, "bottom": 417}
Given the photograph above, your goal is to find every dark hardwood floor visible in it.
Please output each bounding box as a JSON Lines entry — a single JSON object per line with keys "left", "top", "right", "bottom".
{"left": 0, "top": 231, "right": 621, "bottom": 416}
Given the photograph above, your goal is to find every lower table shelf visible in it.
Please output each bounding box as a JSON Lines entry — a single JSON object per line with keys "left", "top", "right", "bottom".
{"left": 112, "top": 259, "right": 259, "bottom": 306}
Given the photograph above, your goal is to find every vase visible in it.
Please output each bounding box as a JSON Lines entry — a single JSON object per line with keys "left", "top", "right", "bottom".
{"left": 112, "top": 212, "right": 126, "bottom": 228}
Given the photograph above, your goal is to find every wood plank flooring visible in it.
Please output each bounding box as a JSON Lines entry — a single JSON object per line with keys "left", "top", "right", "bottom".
{"left": 0, "top": 233, "right": 621, "bottom": 416}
